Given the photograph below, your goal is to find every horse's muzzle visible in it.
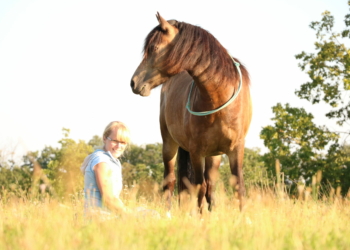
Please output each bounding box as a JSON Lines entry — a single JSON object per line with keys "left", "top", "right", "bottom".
{"left": 130, "top": 79, "right": 137, "bottom": 93}
{"left": 130, "top": 79, "right": 150, "bottom": 96}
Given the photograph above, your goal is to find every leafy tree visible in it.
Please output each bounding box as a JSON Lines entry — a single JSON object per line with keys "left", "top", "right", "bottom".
{"left": 46, "top": 128, "right": 94, "bottom": 197}
{"left": 0, "top": 151, "right": 32, "bottom": 198}
{"left": 88, "top": 135, "right": 103, "bottom": 149}
{"left": 328, "top": 144, "right": 350, "bottom": 195}
{"left": 19, "top": 128, "right": 94, "bottom": 198}
{"left": 22, "top": 146, "right": 59, "bottom": 170}
{"left": 0, "top": 165, "right": 32, "bottom": 199}
{"left": 289, "top": 2, "right": 350, "bottom": 195}
{"left": 242, "top": 148, "right": 270, "bottom": 187}
{"left": 295, "top": 2, "right": 350, "bottom": 126}
{"left": 121, "top": 143, "right": 164, "bottom": 194}
{"left": 259, "top": 4, "right": 350, "bottom": 196}
{"left": 260, "top": 103, "right": 343, "bottom": 192}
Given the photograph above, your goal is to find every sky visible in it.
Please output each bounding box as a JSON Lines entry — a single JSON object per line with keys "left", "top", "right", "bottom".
{"left": 0, "top": 0, "right": 348, "bottom": 162}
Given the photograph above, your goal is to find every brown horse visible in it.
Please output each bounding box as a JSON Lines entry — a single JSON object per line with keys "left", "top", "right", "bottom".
{"left": 130, "top": 13, "right": 252, "bottom": 211}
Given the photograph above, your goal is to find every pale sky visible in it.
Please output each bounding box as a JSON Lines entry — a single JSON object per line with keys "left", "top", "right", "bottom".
{"left": 0, "top": 0, "right": 348, "bottom": 161}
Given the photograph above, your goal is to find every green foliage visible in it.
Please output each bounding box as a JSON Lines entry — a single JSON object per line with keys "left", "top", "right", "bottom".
{"left": 1, "top": 133, "right": 165, "bottom": 199}
{"left": 46, "top": 129, "right": 94, "bottom": 197}
{"left": 19, "top": 128, "right": 94, "bottom": 198}
{"left": 260, "top": 103, "right": 348, "bottom": 195}
{"left": 0, "top": 152, "right": 32, "bottom": 199}
{"left": 88, "top": 135, "right": 103, "bottom": 149}
{"left": 295, "top": 3, "right": 350, "bottom": 125}
{"left": 243, "top": 148, "right": 270, "bottom": 186}
{"left": 0, "top": 132, "right": 281, "bottom": 200}
{"left": 326, "top": 143, "right": 350, "bottom": 195}
{"left": 121, "top": 143, "right": 164, "bottom": 196}
{"left": 277, "top": 3, "right": 350, "bottom": 196}
{"left": 0, "top": 165, "right": 32, "bottom": 199}
{"left": 22, "top": 146, "right": 59, "bottom": 170}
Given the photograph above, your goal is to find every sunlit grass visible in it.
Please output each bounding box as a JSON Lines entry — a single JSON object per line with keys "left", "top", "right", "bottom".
{"left": 1, "top": 184, "right": 350, "bottom": 250}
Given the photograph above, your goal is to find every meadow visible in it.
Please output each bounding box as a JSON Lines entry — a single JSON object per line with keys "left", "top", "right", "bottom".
{"left": 1, "top": 183, "right": 350, "bottom": 250}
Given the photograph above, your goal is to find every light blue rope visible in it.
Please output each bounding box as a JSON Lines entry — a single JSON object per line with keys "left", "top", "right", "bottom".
{"left": 186, "top": 57, "right": 243, "bottom": 116}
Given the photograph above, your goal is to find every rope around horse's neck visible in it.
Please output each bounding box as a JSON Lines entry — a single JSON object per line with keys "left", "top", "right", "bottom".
{"left": 186, "top": 57, "right": 243, "bottom": 116}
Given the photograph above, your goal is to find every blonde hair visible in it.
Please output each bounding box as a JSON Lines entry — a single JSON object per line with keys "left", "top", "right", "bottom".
{"left": 103, "top": 121, "right": 131, "bottom": 144}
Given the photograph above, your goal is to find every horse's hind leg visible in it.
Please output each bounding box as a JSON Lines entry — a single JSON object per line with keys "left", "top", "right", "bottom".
{"left": 177, "top": 147, "right": 194, "bottom": 195}
{"left": 227, "top": 142, "right": 246, "bottom": 211}
{"left": 204, "top": 155, "right": 221, "bottom": 211}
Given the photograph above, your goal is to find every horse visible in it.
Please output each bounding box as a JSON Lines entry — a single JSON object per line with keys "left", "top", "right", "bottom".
{"left": 130, "top": 13, "right": 252, "bottom": 212}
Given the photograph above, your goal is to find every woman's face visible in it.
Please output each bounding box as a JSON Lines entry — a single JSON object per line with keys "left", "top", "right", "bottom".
{"left": 103, "top": 128, "right": 127, "bottom": 158}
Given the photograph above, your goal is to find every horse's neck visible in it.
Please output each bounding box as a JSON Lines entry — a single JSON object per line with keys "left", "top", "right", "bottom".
{"left": 190, "top": 76, "right": 235, "bottom": 107}
{"left": 185, "top": 49, "right": 237, "bottom": 105}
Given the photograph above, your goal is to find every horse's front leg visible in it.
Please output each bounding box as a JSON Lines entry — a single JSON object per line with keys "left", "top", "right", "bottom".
{"left": 204, "top": 155, "right": 221, "bottom": 211}
{"left": 189, "top": 153, "right": 206, "bottom": 211}
{"left": 162, "top": 139, "right": 178, "bottom": 211}
{"left": 227, "top": 142, "right": 246, "bottom": 211}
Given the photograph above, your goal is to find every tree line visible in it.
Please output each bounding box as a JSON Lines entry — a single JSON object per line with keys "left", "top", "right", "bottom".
{"left": 1, "top": 124, "right": 348, "bottom": 200}
{"left": 0, "top": 128, "right": 268, "bottom": 199}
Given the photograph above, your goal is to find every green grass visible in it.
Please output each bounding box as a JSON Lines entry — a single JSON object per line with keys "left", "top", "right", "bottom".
{"left": 1, "top": 186, "right": 350, "bottom": 250}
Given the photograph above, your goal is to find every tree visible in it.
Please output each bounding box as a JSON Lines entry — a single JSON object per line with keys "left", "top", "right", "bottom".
{"left": 121, "top": 143, "right": 164, "bottom": 192}
{"left": 259, "top": 4, "right": 350, "bottom": 197}
{"left": 0, "top": 165, "right": 32, "bottom": 199}
{"left": 0, "top": 148, "right": 33, "bottom": 198}
{"left": 295, "top": 2, "right": 350, "bottom": 126}
{"left": 46, "top": 128, "right": 94, "bottom": 197}
{"left": 260, "top": 103, "right": 345, "bottom": 194}
{"left": 22, "top": 146, "right": 59, "bottom": 170}
{"left": 21, "top": 128, "right": 94, "bottom": 198}
{"left": 242, "top": 147, "right": 270, "bottom": 187}
{"left": 88, "top": 135, "right": 103, "bottom": 149}
{"left": 328, "top": 144, "right": 350, "bottom": 196}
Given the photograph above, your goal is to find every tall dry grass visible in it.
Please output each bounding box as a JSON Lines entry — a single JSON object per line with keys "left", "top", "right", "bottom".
{"left": 1, "top": 183, "right": 350, "bottom": 250}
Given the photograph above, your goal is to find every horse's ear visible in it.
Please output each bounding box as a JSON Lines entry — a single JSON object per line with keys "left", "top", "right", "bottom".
{"left": 156, "top": 12, "right": 174, "bottom": 33}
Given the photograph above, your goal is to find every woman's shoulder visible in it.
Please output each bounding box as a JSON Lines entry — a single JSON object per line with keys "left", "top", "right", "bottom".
{"left": 90, "top": 150, "right": 114, "bottom": 167}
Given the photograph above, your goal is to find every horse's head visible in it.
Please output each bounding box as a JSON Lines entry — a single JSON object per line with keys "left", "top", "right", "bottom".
{"left": 130, "top": 13, "right": 179, "bottom": 96}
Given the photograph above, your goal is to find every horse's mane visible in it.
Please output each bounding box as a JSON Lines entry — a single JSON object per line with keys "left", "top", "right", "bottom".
{"left": 143, "top": 20, "right": 250, "bottom": 87}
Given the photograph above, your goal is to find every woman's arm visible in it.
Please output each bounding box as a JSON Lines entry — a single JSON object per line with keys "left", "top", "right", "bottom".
{"left": 94, "top": 162, "right": 128, "bottom": 213}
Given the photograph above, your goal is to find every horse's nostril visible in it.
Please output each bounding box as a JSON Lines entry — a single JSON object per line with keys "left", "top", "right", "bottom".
{"left": 130, "top": 80, "right": 135, "bottom": 89}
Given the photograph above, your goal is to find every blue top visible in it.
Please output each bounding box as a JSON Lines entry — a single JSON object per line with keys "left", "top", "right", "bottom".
{"left": 82, "top": 149, "right": 123, "bottom": 210}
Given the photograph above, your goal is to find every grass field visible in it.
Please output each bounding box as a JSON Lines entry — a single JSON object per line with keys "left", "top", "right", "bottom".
{"left": 1, "top": 185, "right": 350, "bottom": 250}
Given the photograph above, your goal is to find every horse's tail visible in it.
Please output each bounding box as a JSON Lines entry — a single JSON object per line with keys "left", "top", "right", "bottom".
{"left": 177, "top": 147, "right": 195, "bottom": 194}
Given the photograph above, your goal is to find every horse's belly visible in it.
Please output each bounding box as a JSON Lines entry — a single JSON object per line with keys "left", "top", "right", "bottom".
{"left": 167, "top": 121, "right": 238, "bottom": 156}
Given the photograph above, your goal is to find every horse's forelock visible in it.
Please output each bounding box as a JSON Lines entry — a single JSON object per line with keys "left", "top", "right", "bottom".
{"left": 143, "top": 26, "right": 163, "bottom": 60}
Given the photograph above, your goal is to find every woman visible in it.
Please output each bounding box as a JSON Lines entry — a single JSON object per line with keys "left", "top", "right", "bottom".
{"left": 81, "top": 121, "right": 130, "bottom": 215}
